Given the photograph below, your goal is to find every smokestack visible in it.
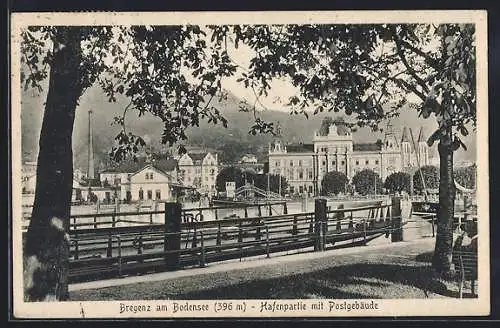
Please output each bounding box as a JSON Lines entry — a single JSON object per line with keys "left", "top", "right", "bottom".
{"left": 87, "top": 109, "right": 95, "bottom": 179}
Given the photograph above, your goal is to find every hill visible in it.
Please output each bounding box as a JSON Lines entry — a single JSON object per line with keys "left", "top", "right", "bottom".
{"left": 20, "top": 85, "right": 476, "bottom": 171}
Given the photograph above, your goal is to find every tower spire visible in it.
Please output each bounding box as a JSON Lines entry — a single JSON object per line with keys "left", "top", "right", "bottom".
{"left": 87, "top": 109, "right": 95, "bottom": 179}
{"left": 401, "top": 126, "right": 411, "bottom": 143}
{"left": 417, "top": 127, "right": 426, "bottom": 142}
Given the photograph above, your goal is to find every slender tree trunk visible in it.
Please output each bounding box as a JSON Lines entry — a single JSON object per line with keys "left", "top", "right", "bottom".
{"left": 23, "top": 28, "right": 83, "bottom": 301}
{"left": 432, "top": 128, "right": 456, "bottom": 274}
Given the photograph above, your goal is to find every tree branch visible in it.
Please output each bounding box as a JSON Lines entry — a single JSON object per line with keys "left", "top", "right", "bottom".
{"left": 398, "top": 38, "right": 441, "bottom": 71}
{"left": 392, "top": 30, "right": 430, "bottom": 95}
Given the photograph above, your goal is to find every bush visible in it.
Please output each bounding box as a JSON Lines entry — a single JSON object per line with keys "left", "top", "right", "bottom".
{"left": 321, "top": 171, "right": 349, "bottom": 195}
{"left": 352, "top": 169, "right": 383, "bottom": 195}
{"left": 384, "top": 172, "right": 411, "bottom": 194}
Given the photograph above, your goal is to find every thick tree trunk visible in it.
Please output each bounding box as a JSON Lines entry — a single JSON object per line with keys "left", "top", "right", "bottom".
{"left": 432, "top": 136, "right": 456, "bottom": 274}
{"left": 23, "top": 28, "right": 83, "bottom": 301}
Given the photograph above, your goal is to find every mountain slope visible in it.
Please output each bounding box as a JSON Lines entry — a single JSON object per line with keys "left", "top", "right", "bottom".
{"left": 20, "top": 85, "right": 476, "bottom": 170}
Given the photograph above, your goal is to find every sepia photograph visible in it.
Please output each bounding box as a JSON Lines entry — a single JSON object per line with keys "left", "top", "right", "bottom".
{"left": 10, "top": 10, "right": 489, "bottom": 318}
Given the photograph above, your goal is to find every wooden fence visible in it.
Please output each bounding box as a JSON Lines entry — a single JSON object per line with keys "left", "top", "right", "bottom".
{"left": 22, "top": 198, "right": 407, "bottom": 283}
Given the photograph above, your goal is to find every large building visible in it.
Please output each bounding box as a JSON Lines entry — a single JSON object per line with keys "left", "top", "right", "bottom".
{"left": 99, "top": 156, "right": 179, "bottom": 201}
{"left": 268, "top": 118, "right": 430, "bottom": 196}
{"left": 177, "top": 152, "right": 219, "bottom": 194}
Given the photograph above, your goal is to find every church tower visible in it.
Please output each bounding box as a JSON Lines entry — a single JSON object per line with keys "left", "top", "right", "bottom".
{"left": 400, "top": 127, "right": 412, "bottom": 168}
{"left": 382, "top": 121, "right": 399, "bottom": 151}
{"left": 417, "top": 127, "right": 429, "bottom": 166}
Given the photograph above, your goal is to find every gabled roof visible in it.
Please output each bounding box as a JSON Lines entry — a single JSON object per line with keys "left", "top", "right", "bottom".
{"left": 129, "top": 164, "right": 175, "bottom": 180}
{"left": 353, "top": 143, "right": 382, "bottom": 152}
{"left": 101, "top": 157, "right": 177, "bottom": 174}
{"left": 189, "top": 152, "right": 209, "bottom": 161}
{"left": 286, "top": 143, "right": 315, "bottom": 153}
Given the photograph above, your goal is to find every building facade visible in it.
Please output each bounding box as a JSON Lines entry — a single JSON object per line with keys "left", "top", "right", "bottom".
{"left": 128, "top": 164, "right": 177, "bottom": 201}
{"left": 178, "top": 152, "right": 218, "bottom": 194}
{"left": 268, "top": 119, "right": 430, "bottom": 196}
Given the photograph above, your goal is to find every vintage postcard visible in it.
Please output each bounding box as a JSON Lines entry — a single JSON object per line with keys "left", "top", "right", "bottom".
{"left": 10, "top": 10, "right": 489, "bottom": 318}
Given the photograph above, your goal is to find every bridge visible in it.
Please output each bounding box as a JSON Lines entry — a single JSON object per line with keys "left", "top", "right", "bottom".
{"left": 234, "top": 184, "right": 284, "bottom": 200}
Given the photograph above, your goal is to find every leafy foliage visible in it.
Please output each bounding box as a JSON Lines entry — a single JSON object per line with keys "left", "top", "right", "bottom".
{"left": 215, "top": 166, "right": 245, "bottom": 192}
{"left": 21, "top": 24, "right": 476, "bottom": 160}
{"left": 352, "top": 169, "right": 383, "bottom": 195}
{"left": 454, "top": 164, "right": 476, "bottom": 189}
{"left": 321, "top": 171, "right": 349, "bottom": 195}
{"left": 384, "top": 172, "right": 411, "bottom": 194}
{"left": 413, "top": 165, "right": 440, "bottom": 193}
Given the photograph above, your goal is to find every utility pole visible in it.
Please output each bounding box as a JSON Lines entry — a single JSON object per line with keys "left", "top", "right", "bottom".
{"left": 279, "top": 173, "right": 282, "bottom": 196}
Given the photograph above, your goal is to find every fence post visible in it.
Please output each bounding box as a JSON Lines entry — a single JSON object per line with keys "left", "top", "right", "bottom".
{"left": 265, "top": 225, "right": 270, "bottom": 258}
{"left": 336, "top": 204, "right": 344, "bottom": 232}
{"left": 216, "top": 222, "right": 222, "bottom": 249}
{"left": 258, "top": 205, "right": 262, "bottom": 217}
{"left": 238, "top": 220, "right": 243, "bottom": 243}
{"left": 268, "top": 204, "right": 273, "bottom": 216}
{"left": 283, "top": 202, "right": 288, "bottom": 215}
{"left": 391, "top": 197, "right": 404, "bottom": 242}
{"left": 74, "top": 240, "right": 79, "bottom": 260}
{"left": 199, "top": 231, "right": 206, "bottom": 268}
{"left": 314, "top": 198, "right": 327, "bottom": 251}
{"left": 137, "top": 234, "right": 144, "bottom": 263}
{"left": 244, "top": 206, "right": 248, "bottom": 218}
{"left": 164, "top": 202, "right": 182, "bottom": 270}
{"left": 292, "top": 216, "right": 298, "bottom": 236}
{"left": 255, "top": 219, "right": 262, "bottom": 240}
{"left": 431, "top": 214, "right": 435, "bottom": 237}
{"left": 348, "top": 210, "right": 354, "bottom": 231}
{"left": 117, "top": 236, "right": 122, "bottom": 277}
{"left": 107, "top": 234, "right": 113, "bottom": 257}
{"left": 363, "top": 219, "right": 367, "bottom": 245}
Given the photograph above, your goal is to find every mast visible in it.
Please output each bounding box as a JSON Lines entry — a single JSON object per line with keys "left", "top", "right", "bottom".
{"left": 410, "top": 128, "right": 427, "bottom": 200}
{"left": 87, "top": 109, "right": 95, "bottom": 179}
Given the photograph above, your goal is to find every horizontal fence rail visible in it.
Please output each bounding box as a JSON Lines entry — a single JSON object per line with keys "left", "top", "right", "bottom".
{"left": 21, "top": 196, "right": 476, "bottom": 283}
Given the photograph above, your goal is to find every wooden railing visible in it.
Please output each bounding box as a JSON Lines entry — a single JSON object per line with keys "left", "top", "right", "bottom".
{"left": 54, "top": 199, "right": 403, "bottom": 283}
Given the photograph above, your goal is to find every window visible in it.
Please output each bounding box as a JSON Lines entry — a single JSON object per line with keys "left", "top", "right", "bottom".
{"left": 299, "top": 171, "right": 304, "bottom": 179}
{"left": 147, "top": 190, "right": 153, "bottom": 200}
{"left": 150, "top": 172, "right": 154, "bottom": 179}
{"left": 375, "top": 160, "right": 379, "bottom": 165}
{"left": 114, "top": 178, "right": 121, "bottom": 185}
{"left": 356, "top": 160, "right": 359, "bottom": 165}
{"left": 341, "top": 160, "right": 345, "bottom": 165}
{"left": 365, "top": 160, "right": 369, "bottom": 165}
{"left": 139, "top": 189, "right": 144, "bottom": 200}
{"left": 290, "top": 160, "right": 294, "bottom": 167}
{"left": 308, "top": 169, "right": 313, "bottom": 179}
{"left": 290, "top": 186, "right": 295, "bottom": 194}
{"left": 308, "top": 186, "right": 313, "bottom": 193}
{"left": 322, "top": 161, "right": 326, "bottom": 166}
{"left": 298, "top": 160, "right": 302, "bottom": 167}
{"left": 145, "top": 173, "right": 149, "bottom": 180}
{"left": 299, "top": 186, "right": 304, "bottom": 194}
{"left": 155, "top": 190, "right": 161, "bottom": 200}
{"left": 332, "top": 161, "right": 336, "bottom": 166}
{"left": 275, "top": 161, "right": 279, "bottom": 166}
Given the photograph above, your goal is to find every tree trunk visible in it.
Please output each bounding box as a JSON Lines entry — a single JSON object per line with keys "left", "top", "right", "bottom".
{"left": 432, "top": 133, "right": 456, "bottom": 274}
{"left": 23, "top": 28, "right": 83, "bottom": 301}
